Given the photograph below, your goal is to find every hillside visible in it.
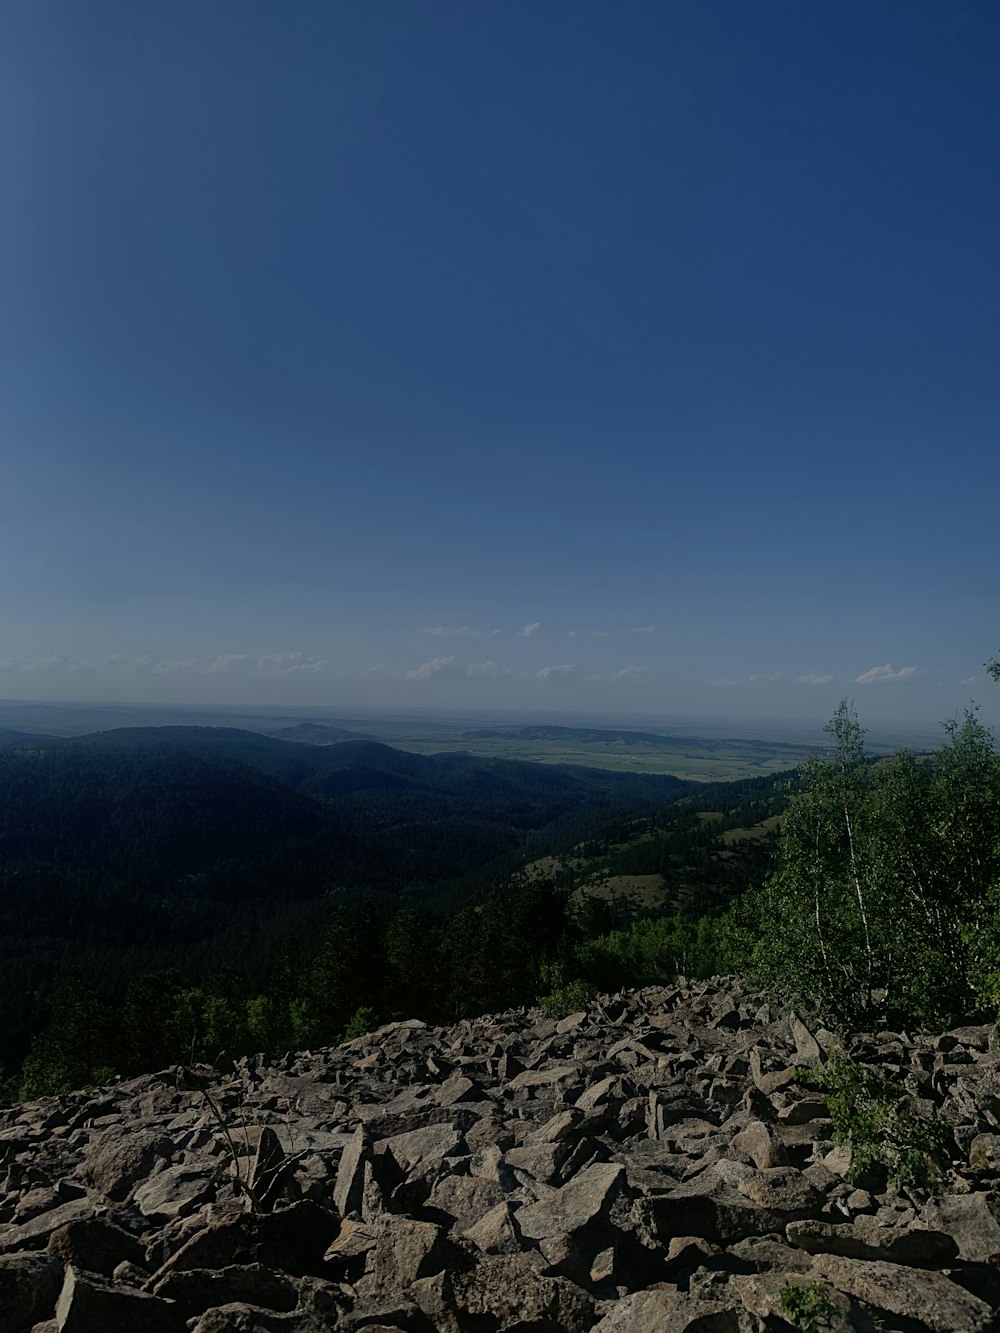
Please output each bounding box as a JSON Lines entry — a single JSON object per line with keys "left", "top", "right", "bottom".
{"left": 53, "top": 727, "right": 691, "bottom": 805}
{"left": 0, "top": 731, "right": 697, "bottom": 1078}
{"left": 462, "top": 723, "right": 818, "bottom": 756}
{"left": 0, "top": 978, "right": 996, "bottom": 1331}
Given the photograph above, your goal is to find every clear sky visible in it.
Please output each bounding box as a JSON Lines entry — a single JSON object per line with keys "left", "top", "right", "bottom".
{"left": 1, "top": 1, "right": 998, "bottom": 728}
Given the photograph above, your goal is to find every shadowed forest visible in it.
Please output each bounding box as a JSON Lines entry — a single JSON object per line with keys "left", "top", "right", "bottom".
{"left": 4, "top": 695, "right": 1000, "bottom": 1100}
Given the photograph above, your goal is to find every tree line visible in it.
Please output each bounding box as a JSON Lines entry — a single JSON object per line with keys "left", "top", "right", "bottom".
{"left": 9, "top": 690, "right": 1000, "bottom": 1098}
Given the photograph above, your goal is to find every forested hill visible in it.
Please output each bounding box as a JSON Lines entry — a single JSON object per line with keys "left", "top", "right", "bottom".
{"left": 0, "top": 729, "right": 693, "bottom": 1076}
{"left": 49, "top": 726, "right": 693, "bottom": 804}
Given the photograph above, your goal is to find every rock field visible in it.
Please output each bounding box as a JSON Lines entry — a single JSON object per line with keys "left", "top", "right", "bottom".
{"left": 4, "top": 977, "right": 1000, "bottom": 1331}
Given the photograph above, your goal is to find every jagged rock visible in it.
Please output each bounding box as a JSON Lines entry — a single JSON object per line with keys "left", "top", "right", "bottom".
{"left": 363, "top": 1216, "right": 468, "bottom": 1295}
{"left": 515, "top": 1162, "right": 626, "bottom": 1241}
{"left": 150, "top": 1262, "right": 299, "bottom": 1317}
{"left": 188, "top": 1305, "right": 326, "bottom": 1332}
{"left": 919, "top": 1191, "right": 1000, "bottom": 1263}
{"left": 47, "top": 1216, "right": 145, "bottom": 1277}
{"left": 812, "top": 1254, "right": 993, "bottom": 1332}
{"left": 591, "top": 1287, "right": 742, "bottom": 1331}
{"left": 452, "top": 1252, "right": 594, "bottom": 1331}
{"left": 730, "top": 1120, "right": 786, "bottom": 1169}
{"left": 0, "top": 1252, "right": 63, "bottom": 1333}
{"left": 786, "top": 1216, "right": 958, "bottom": 1265}
{"left": 81, "top": 1127, "right": 172, "bottom": 1201}
{"left": 134, "top": 1163, "right": 215, "bottom": 1222}
{"left": 463, "top": 1201, "right": 522, "bottom": 1254}
{"left": 0, "top": 1198, "right": 95, "bottom": 1254}
{"left": 789, "top": 1014, "right": 823, "bottom": 1067}
{"left": 377, "top": 1122, "right": 465, "bottom": 1178}
{"left": 56, "top": 1263, "right": 185, "bottom": 1332}
{"left": 5, "top": 978, "right": 1000, "bottom": 1333}
{"left": 426, "top": 1171, "right": 505, "bottom": 1229}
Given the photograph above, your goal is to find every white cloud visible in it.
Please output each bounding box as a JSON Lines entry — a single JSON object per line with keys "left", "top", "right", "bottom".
{"left": 855, "top": 663, "right": 921, "bottom": 685}
{"left": 564, "top": 630, "right": 581, "bottom": 638}
{"left": 129, "top": 655, "right": 199, "bottom": 675}
{"left": 408, "top": 656, "right": 511, "bottom": 681}
{"left": 537, "top": 663, "right": 578, "bottom": 680}
{"left": 714, "top": 670, "right": 783, "bottom": 686}
{"left": 465, "top": 660, "right": 511, "bottom": 679}
{"left": 630, "top": 626, "right": 657, "bottom": 634}
{"left": 519, "top": 622, "right": 542, "bottom": 637}
{"left": 0, "top": 653, "right": 96, "bottom": 675}
{"left": 420, "top": 626, "right": 497, "bottom": 638}
{"left": 797, "top": 670, "right": 835, "bottom": 686}
{"left": 960, "top": 675, "right": 982, "bottom": 686}
{"left": 407, "top": 656, "right": 458, "bottom": 680}
{"left": 611, "top": 665, "right": 653, "bottom": 683}
{"left": 205, "top": 653, "right": 327, "bottom": 676}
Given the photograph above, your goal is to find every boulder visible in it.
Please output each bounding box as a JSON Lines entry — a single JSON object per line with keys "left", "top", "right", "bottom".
{"left": 81, "top": 1127, "right": 172, "bottom": 1201}
{"left": 812, "top": 1254, "right": 993, "bottom": 1333}
{"left": 56, "top": 1264, "right": 185, "bottom": 1333}
{"left": 515, "top": 1162, "right": 626, "bottom": 1241}
{"left": 0, "top": 1252, "right": 63, "bottom": 1333}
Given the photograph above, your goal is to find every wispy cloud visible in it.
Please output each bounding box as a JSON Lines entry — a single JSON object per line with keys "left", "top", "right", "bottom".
{"left": 630, "top": 625, "right": 657, "bottom": 634}
{"left": 796, "top": 670, "right": 835, "bottom": 686}
{"left": 855, "top": 663, "right": 921, "bottom": 685}
{"left": 465, "top": 660, "right": 511, "bottom": 679}
{"left": 127, "top": 655, "right": 199, "bottom": 675}
{"left": 611, "top": 665, "right": 653, "bottom": 683}
{"left": 1, "top": 650, "right": 329, "bottom": 679}
{"left": 714, "top": 670, "right": 783, "bottom": 686}
{"left": 0, "top": 653, "right": 97, "bottom": 675}
{"left": 420, "top": 626, "right": 500, "bottom": 638}
{"left": 537, "top": 663, "right": 578, "bottom": 680}
{"left": 519, "top": 622, "right": 542, "bottom": 637}
{"left": 408, "top": 657, "right": 458, "bottom": 679}
{"left": 408, "top": 656, "right": 510, "bottom": 681}
{"left": 204, "top": 653, "right": 328, "bottom": 676}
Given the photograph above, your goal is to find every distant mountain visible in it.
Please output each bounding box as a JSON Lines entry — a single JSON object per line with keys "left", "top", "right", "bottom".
{"left": 461, "top": 723, "right": 819, "bottom": 755}
{"left": 62, "top": 726, "right": 692, "bottom": 807}
{"left": 267, "top": 722, "right": 368, "bottom": 745}
{"left": 0, "top": 728, "right": 52, "bottom": 747}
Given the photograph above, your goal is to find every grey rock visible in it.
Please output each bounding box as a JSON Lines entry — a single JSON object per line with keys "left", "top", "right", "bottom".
{"left": 56, "top": 1264, "right": 185, "bottom": 1333}
{"left": 82, "top": 1127, "right": 172, "bottom": 1202}
{"left": 0, "top": 1252, "right": 63, "bottom": 1333}
{"left": 812, "top": 1253, "right": 993, "bottom": 1332}
{"left": 591, "top": 1287, "right": 742, "bottom": 1331}
{"left": 47, "top": 1216, "right": 145, "bottom": 1277}
{"left": 920, "top": 1191, "right": 1000, "bottom": 1263}
{"left": 516, "top": 1162, "right": 625, "bottom": 1241}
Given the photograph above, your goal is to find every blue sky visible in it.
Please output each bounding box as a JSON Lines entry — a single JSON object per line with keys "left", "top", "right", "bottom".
{"left": 1, "top": 1, "right": 998, "bottom": 727}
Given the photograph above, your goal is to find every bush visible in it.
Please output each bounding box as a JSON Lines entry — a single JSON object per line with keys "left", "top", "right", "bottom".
{"left": 799, "top": 1048, "right": 954, "bottom": 1191}
{"left": 779, "top": 1280, "right": 838, "bottom": 1331}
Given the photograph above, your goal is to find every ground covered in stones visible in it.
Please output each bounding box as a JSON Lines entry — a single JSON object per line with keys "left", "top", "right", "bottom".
{"left": 4, "top": 977, "right": 1000, "bottom": 1331}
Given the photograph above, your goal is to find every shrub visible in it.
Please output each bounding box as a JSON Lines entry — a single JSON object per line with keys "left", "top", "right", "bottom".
{"left": 799, "top": 1048, "right": 954, "bottom": 1191}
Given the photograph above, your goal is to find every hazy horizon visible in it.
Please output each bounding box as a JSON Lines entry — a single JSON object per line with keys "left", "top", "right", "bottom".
{"left": 2, "top": 2, "right": 997, "bottom": 730}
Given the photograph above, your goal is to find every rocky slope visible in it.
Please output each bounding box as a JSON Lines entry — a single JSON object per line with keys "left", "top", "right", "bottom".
{"left": 3, "top": 978, "right": 1000, "bottom": 1331}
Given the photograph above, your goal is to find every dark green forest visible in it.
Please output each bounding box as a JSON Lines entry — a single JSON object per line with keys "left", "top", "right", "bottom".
{"left": 0, "top": 728, "right": 692, "bottom": 1090}
{"left": 5, "top": 694, "right": 1000, "bottom": 1101}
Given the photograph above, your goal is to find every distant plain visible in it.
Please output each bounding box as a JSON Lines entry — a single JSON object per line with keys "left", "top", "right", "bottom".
{"left": 0, "top": 698, "right": 921, "bottom": 782}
